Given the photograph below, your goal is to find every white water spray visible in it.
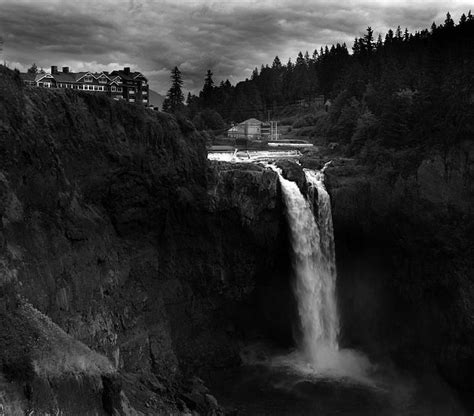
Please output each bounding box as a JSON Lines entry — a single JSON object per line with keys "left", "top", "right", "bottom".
{"left": 274, "top": 163, "right": 371, "bottom": 380}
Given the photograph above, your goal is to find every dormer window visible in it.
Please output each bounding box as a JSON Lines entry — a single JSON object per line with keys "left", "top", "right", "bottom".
{"left": 99, "top": 77, "right": 107, "bottom": 84}
{"left": 84, "top": 75, "right": 93, "bottom": 82}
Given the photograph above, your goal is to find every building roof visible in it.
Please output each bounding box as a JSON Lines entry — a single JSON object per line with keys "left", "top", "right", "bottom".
{"left": 240, "top": 118, "right": 262, "bottom": 125}
{"left": 110, "top": 70, "right": 147, "bottom": 82}
{"left": 53, "top": 72, "right": 83, "bottom": 82}
{"left": 19, "top": 68, "right": 148, "bottom": 85}
{"left": 228, "top": 125, "right": 244, "bottom": 132}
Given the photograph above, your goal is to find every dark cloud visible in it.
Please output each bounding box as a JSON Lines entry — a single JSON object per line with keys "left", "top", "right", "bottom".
{"left": 1, "top": 0, "right": 471, "bottom": 93}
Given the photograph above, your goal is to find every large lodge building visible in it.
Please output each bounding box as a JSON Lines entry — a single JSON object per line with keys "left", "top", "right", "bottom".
{"left": 20, "top": 66, "right": 149, "bottom": 106}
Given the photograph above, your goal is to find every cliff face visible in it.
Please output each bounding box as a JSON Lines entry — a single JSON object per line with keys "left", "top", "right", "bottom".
{"left": 323, "top": 142, "right": 474, "bottom": 394}
{"left": 0, "top": 67, "right": 289, "bottom": 414}
{"left": 2, "top": 64, "right": 473, "bottom": 412}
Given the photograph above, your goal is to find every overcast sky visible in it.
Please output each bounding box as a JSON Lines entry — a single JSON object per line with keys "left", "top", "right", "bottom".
{"left": 0, "top": 0, "right": 471, "bottom": 94}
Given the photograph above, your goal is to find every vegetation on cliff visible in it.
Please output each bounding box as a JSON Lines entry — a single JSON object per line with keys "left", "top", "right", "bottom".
{"left": 186, "top": 12, "right": 473, "bottom": 157}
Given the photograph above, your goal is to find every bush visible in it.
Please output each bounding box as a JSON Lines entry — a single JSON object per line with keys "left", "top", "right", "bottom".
{"left": 192, "top": 109, "right": 226, "bottom": 131}
{"left": 292, "top": 114, "right": 319, "bottom": 128}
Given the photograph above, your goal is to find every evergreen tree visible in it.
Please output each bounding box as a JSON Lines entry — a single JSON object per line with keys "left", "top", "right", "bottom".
{"left": 200, "top": 69, "right": 215, "bottom": 108}
{"left": 376, "top": 34, "right": 383, "bottom": 49}
{"left": 27, "top": 63, "right": 38, "bottom": 74}
{"left": 162, "top": 66, "right": 184, "bottom": 114}
{"left": 445, "top": 12, "right": 454, "bottom": 28}
{"left": 363, "top": 26, "right": 374, "bottom": 55}
{"left": 272, "top": 56, "right": 282, "bottom": 69}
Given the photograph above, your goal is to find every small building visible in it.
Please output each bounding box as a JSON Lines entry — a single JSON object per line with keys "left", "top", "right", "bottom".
{"left": 227, "top": 118, "right": 262, "bottom": 140}
{"left": 227, "top": 124, "right": 245, "bottom": 139}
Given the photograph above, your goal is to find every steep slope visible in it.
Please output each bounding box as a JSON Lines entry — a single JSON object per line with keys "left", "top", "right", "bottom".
{"left": 322, "top": 144, "right": 474, "bottom": 398}
{"left": 0, "top": 67, "right": 290, "bottom": 414}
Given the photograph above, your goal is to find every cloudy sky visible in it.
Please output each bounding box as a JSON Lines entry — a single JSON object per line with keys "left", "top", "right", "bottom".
{"left": 0, "top": 0, "right": 471, "bottom": 94}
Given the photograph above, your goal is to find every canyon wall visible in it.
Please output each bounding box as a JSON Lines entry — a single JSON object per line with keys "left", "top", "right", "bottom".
{"left": 323, "top": 143, "right": 473, "bottom": 396}
{"left": 1, "top": 65, "right": 472, "bottom": 413}
{"left": 0, "top": 67, "right": 289, "bottom": 414}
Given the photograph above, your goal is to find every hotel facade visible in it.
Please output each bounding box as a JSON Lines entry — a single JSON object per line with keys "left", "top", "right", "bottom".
{"left": 20, "top": 66, "right": 149, "bottom": 106}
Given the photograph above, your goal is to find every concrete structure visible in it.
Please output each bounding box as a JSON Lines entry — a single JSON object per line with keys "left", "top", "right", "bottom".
{"left": 19, "top": 66, "right": 149, "bottom": 105}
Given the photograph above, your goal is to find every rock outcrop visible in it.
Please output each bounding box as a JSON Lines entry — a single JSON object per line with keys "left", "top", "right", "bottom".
{"left": 0, "top": 67, "right": 290, "bottom": 414}
{"left": 322, "top": 142, "right": 474, "bottom": 397}
{"left": 2, "top": 64, "right": 472, "bottom": 412}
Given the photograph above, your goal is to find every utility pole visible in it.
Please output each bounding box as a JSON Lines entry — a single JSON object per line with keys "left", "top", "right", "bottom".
{"left": 0, "top": 36, "right": 4, "bottom": 66}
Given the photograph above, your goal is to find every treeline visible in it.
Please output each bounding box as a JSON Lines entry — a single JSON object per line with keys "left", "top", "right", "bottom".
{"left": 183, "top": 44, "right": 350, "bottom": 126}
{"left": 164, "top": 11, "right": 474, "bottom": 152}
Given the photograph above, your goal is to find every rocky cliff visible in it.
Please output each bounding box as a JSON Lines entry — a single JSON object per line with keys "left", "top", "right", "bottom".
{"left": 0, "top": 67, "right": 289, "bottom": 415}
{"left": 322, "top": 142, "right": 474, "bottom": 399}
{"left": 1, "top": 64, "right": 473, "bottom": 413}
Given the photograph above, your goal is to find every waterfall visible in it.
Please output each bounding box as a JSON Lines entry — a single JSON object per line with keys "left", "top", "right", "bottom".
{"left": 274, "top": 165, "right": 340, "bottom": 370}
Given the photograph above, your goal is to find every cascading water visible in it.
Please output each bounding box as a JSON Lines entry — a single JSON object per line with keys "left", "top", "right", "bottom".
{"left": 273, "top": 163, "right": 370, "bottom": 379}
{"left": 276, "top": 169, "right": 338, "bottom": 360}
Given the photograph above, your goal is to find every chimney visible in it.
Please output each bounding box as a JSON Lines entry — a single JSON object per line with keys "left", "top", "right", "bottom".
{"left": 124, "top": 67, "right": 130, "bottom": 74}
{"left": 51, "top": 65, "right": 58, "bottom": 74}
{"left": 62, "top": 66, "right": 69, "bottom": 73}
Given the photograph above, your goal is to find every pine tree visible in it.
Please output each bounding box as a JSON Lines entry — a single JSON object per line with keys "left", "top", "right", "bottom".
{"left": 363, "top": 26, "right": 374, "bottom": 54}
{"left": 395, "top": 26, "right": 403, "bottom": 40}
{"left": 304, "top": 50, "right": 311, "bottom": 65}
{"left": 444, "top": 12, "right": 454, "bottom": 28}
{"left": 251, "top": 67, "right": 259, "bottom": 80}
{"left": 272, "top": 56, "right": 282, "bottom": 69}
{"left": 162, "top": 66, "right": 184, "bottom": 114}
{"left": 376, "top": 34, "right": 383, "bottom": 49}
{"left": 27, "top": 63, "right": 38, "bottom": 74}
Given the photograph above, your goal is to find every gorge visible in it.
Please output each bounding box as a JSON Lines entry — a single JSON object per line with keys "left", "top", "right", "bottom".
{"left": 0, "top": 66, "right": 473, "bottom": 415}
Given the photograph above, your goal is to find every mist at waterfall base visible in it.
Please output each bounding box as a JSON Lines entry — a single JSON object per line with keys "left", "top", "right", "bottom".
{"left": 207, "top": 156, "right": 466, "bottom": 414}
{"left": 267, "top": 167, "right": 373, "bottom": 385}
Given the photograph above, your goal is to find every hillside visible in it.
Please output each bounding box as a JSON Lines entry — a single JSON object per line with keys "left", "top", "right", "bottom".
{"left": 0, "top": 66, "right": 293, "bottom": 414}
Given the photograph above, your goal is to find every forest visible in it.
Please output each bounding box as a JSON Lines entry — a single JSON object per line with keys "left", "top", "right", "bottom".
{"left": 163, "top": 12, "right": 474, "bottom": 158}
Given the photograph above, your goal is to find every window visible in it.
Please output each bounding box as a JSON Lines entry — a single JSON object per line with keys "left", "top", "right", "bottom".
{"left": 99, "top": 77, "right": 107, "bottom": 84}
{"left": 129, "top": 98, "right": 135, "bottom": 102}
{"left": 129, "top": 89, "right": 135, "bottom": 94}
{"left": 117, "top": 87, "right": 122, "bottom": 92}
{"left": 111, "top": 86, "right": 116, "bottom": 92}
{"left": 84, "top": 75, "right": 93, "bottom": 83}
{"left": 94, "top": 86, "right": 99, "bottom": 91}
